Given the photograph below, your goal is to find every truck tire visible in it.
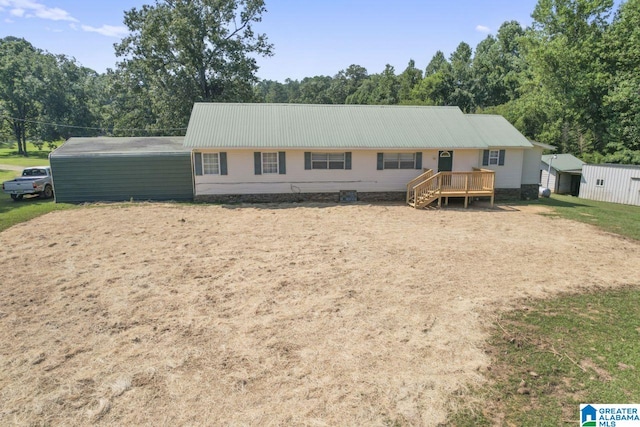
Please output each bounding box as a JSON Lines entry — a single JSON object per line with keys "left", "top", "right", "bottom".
{"left": 10, "top": 194, "right": 23, "bottom": 201}
{"left": 42, "top": 185, "right": 53, "bottom": 199}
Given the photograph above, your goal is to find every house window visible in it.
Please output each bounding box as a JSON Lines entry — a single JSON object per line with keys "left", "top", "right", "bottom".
{"left": 596, "top": 179, "right": 604, "bottom": 187}
{"left": 488, "top": 150, "right": 500, "bottom": 165}
{"left": 202, "top": 153, "right": 220, "bottom": 175}
{"left": 311, "top": 153, "right": 345, "bottom": 169}
{"left": 262, "top": 152, "right": 279, "bottom": 174}
{"left": 383, "top": 153, "right": 416, "bottom": 169}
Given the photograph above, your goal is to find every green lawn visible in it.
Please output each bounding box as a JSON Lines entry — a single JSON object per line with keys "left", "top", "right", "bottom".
{"left": 536, "top": 194, "right": 640, "bottom": 241}
{"left": 0, "top": 142, "right": 56, "bottom": 167}
{"left": 0, "top": 154, "right": 73, "bottom": 231}
{"left": 0, "top": 192, "right": 74, "bottom": 232}
{"left": 450, "top": 195, "right": 640, "bottom": 426}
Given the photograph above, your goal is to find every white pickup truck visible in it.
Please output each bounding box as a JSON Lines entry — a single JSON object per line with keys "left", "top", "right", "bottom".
{"left": 2, "top": 166, "right": 54, "bottom": 201}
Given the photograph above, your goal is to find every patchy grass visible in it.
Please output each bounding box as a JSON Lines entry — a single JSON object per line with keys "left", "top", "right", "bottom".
{"left": 448, "top": 196, "right": 640, "bottom": 426}
{"left": 449, "top": 288, "right": 640, "bottom": 426}
{"left": 0, "top": 142, "right": 56, "bottom": 166}
{"left": 535, "top": 194, "right": 640, "bottom": 241}
{"left": 0, "top": 193, "right": 74, "bottom": 232}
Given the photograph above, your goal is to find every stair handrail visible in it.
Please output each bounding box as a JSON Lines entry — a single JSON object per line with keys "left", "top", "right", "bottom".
{"left": 412, "top": 172, "right": 441, "bottom": 207}
{"left": 406, "top": 169, "right": 434, "bottom": 203}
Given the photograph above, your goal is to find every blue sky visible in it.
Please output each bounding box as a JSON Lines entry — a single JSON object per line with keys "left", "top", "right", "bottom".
{"left": 1, "top": 0, "right": 543, "bottom": 81}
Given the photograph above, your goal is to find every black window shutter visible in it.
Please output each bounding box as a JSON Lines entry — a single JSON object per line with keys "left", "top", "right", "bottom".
{"left": 498, "top": 149, "right": 506, "bottom": 166}
{"left": 254, "top": 152, "right": 262, "bottom": 175}
{"left": 482, "top": 150, "right": 489, "bottom": 166}
{"left": 377, "top": 153, "right": 384, "bottom": 170}
{"left": 345, "top": 152, "right": 352, "bottom": 170}
{"left": 220, "top": 152, "right": 228, "bottom": 175}
{"left": 415, "top": 152, "right": 422, "bottom": 169}
{"left": 304, "top": 152, "right": 311, "bottom": 170}
{"left": 194, "top": 152, "right": 203, "bottom": 176}
{"left": 278, "top": 151, "right": 286, "bottom": 174}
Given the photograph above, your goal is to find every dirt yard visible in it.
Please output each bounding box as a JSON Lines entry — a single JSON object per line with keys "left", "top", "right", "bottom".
{"left": 1, "top": 202, "right": 639, "bottom": 426}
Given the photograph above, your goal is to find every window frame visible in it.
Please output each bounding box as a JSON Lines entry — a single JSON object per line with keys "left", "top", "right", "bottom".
{"left": 261, "top": 152, "right": 279, "bottom": 174}
{"left": 596, "top": 179, "right": 605, "bottom": 187}
{"left": 488, "top": 150, "right": 500, "bottom": 166}
{"left": 202, "top": 152, "right": 220, "bottom": 175}
{"left": 383, "top": 153, "right": 416, "bottom": 170}
{"left": 311, "top": 152, "right": 346, "bottom": 170}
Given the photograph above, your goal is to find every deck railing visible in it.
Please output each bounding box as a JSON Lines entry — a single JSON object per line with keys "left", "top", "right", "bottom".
{"left": 438, "top": 170, "right": 495, "bottom": 192}
{"left": 407, "top": 169, "right": 495, "bottom": 208}
{"left": 406, "top": 169, "right": 433, "bottom": 204}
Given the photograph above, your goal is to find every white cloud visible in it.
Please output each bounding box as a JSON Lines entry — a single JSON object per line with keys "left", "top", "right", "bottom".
{"left": 1, "top": 0, "right": 77, "bottom": 22}
{"left": 81, "top": 24, "right": 128, "bottom": 38}
{"left": 475, "top": 25, "right": 491, "bottom": 34}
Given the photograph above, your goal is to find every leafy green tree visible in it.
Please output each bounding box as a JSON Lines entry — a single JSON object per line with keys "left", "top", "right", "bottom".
{"left": 298, "top": 76, "right": 333, "bottom": 104}
{"left": 424, "top": 51, "right": 449, "bottom": 76}
{"left": 0, "top": 37, "right": 55, "bottom": 155}
{"left": 449, "top": 42, "right": 475, "bottom": 112}
{"left": 346, "top": 65, "right": 399, "bottom": 105}
{"left": 100, "top": 66, "right": 158, "bottom": 136}
{"left": 524, "top": 0, "right": 614, "bottom": 154}
{"left": 371, "top": 64, "right": 400, "bottom": 104}
{"left": 411, "top": 51, "right": 453, "bottom": 106}
{"left": 115, "top": 0, "right": 273, "bottom": 130}
{"left": 253, "top": 80, "right": 288, "bottom": 103}
{"left": 327, "top": 64, "right": 368, "bottom": 104}
{"left": 600, "top": 0, "right": 640, "bottom": 163}
{"left": 472, "top": 21, "right": 526, "bottom": 108}
{"left": 398, "top": 59, "right": 422, "bottom": 102}
{"left": 346, "top": 76, "right": 378, "bottom": 104}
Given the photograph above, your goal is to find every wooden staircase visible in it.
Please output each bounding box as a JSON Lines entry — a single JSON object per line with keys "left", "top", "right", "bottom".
{"left": 406, "top": 168, "right": 495, "bottom": 209}
{"left": 408, "top": 190, "right": 439, "bottom": 209}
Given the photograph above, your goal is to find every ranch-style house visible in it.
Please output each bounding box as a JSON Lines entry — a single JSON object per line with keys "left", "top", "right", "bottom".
{"left": 50, "top": 103, "right": 545, "bottom": 207}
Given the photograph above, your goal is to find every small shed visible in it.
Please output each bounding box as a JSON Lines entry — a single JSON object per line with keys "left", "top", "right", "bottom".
{"left": 579, "top": 164, "right": 640, "bottom": 206}
{"left": 540, "top": 154, "right": 585, "bottom": 195}
{"left": 50, "top": 136, "right": 193, "bottom": 203}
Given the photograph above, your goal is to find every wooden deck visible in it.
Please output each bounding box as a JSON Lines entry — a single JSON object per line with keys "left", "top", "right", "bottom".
{"left": 407, "top": 168, "right": 495, "bottom": 209}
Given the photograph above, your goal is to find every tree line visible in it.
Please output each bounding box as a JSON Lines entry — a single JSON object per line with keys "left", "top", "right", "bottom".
{"left": 0, "top": 0, "right": 638, "bottom": 164}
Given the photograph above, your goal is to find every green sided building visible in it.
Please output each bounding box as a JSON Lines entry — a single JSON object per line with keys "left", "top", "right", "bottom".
{"left": 49, "top": 136, "right": 193, "bottom": 203}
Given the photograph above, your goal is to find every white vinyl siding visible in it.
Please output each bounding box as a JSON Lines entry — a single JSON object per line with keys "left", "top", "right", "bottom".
{"left": 202, "top": 153, "right": 220, "bottom": 175}
{"left": 481, "top": 149, "right": 524, "bottom": 189}
{"left": 521, "top": 145, "right": 543, "bottom": 185}
{"left": 195, "top": 150, "right": 426, "bottom": 195}
{"left": 194, "top": 148, "right": 529, "bottom": 195}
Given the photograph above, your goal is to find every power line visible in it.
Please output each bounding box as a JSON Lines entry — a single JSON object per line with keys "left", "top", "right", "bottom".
{"left": 0, "top": 114, "right": 187, "bottom": 133}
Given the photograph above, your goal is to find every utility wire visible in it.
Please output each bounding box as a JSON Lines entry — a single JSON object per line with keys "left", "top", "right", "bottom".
{"left": 0, "top": 114, "right": 187, "bottom": 133}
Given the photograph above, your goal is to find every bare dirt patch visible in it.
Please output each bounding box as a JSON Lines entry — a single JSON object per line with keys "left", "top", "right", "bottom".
{"left": 1, "top": 203, "right": 638, "bottom": 426}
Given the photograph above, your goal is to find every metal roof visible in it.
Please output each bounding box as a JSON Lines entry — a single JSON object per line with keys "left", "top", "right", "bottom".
{"left": 530, "top": 140, "right": 557, "bottom": 151}
{"left": 51, "top": 137, "right": 189, "bottom": 157}
{"left": 183, "top": 103, "right": 493, "bottom": 149}
{"left": 465, "top": 115, "right": 533, "bottom": 148}
{"left": 541, "top": 154, "right": 586, "bottom": 172}
{"left": 587, "top": 163, "right": 640, "bottom": 170}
